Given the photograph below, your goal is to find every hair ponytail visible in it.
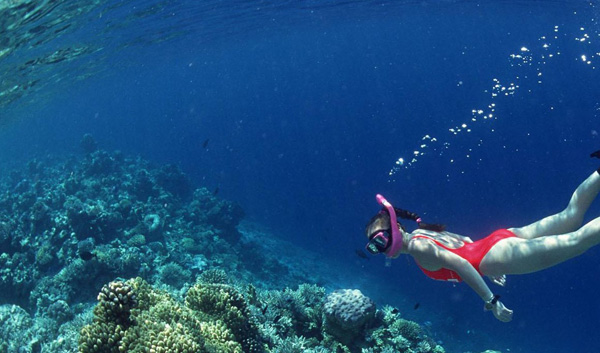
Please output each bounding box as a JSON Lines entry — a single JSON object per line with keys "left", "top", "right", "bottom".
{"left": 393, "top": 207, "right": 446, "bottom": 232}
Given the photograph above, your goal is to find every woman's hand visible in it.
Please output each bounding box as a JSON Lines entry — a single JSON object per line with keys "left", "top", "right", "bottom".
{"left": 490, "top": 274, "right": 506, "bottom": 287}
{"left": 486, "top": 300, "right": 513, "bottom": 322}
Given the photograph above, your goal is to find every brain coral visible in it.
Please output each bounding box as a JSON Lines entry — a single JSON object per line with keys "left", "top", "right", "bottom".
{"left": 323, "top": 289, "right": 376, "bottom": 343}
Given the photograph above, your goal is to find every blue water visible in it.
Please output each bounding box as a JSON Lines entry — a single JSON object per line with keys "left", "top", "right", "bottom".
{"left": 1, "top": 0, "right": 600, "bottom": 352}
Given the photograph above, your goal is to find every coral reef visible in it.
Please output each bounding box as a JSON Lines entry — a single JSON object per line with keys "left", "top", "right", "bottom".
{"left": 365, "top": 305, "right": 445, "bottom": 353}
{"left": 79, "top": 277, "right": 259, "bottom": 353}
{"left": 79, "top": 277, "right": 449, "bottom": 353}
{"left": 0, "top": 304, "right": 39, "bottom": 353}
{"left": 0, "top": 137, "right": 500, "bottom": 353}
{"left": 0, "top": 141, "right": 246, "bottom": 310}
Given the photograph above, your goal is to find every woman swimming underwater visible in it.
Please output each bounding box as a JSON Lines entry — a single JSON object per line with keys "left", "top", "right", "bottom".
{"left": 365, "top": 156, "right": 600, "bottom": 322}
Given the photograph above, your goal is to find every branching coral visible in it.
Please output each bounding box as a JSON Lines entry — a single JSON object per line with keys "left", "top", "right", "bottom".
{"left": 365, "top": 305, "right": 444, "bottom": 353}
{"left": 94, "top": 280, "right": 137, "bottom": 327}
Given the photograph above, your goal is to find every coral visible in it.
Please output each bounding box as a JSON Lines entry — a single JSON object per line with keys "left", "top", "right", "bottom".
{"left": 0, "top": 141, "right": 485, "bottom": 353}
{"left": 323, "top": 289, "right": 376, "bottom": 345}
{"left": 364, "top": 305, "right": 443, "bottom": 353}
{"left": 158, "top": 262, "right": 191, "bottom": 288}
{"left": 35, "top": 244, "right": 55, "bottom": 267}
{"left": 79, "top": 277, "right": 261, "bottom": 353}
{"left": 0, "top": 143, "right": 250, "bottom": 314}
{"left": 78, "top": 277, "right": 204, "bottom": 353}
{"left": 253, "top": 284, "right": 329, "bottom": 352}
{"left": 199, "top": 320, "right": 242, "bottom": 353}
{"left": 198, "top": 268, "right": 230, "bottom": 285}
{"left": 79, "top": 321, "right": 126, "bottom": 353}
{"left": 185, "top": 282, "right": 261, "bottom": 353}
{"left": 0, "top": 305, "right": 37, "bottom": 352}
{"left": 45, "top": 299, "right": 74, "bottom": 324}
{"left": 275, "top": 284, "right": 326, "bottom": 339}
{"left": 273, "top": 335, "right": 319, "bottom": 353}
{"left": 0, "top": 251, "right": 38, "bottom": 307}
{"left": 126, "top": 233, "right": 146, "bottom": 247}
{"left": 258, "top": 284, "right": 325, "bottom": 340}
{"left": 127, "top": 302, "right": 204, "bottom": 353}
{"left": 185, "top": 188, "right": 245, "bottom": 244}
{"left": 94, "top": 280, "right": 137, "bottom": 327}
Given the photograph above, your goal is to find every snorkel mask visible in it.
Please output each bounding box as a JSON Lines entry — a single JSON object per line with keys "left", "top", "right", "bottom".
{"left": 365, "top": 194, "right": 403, "bottom": 258}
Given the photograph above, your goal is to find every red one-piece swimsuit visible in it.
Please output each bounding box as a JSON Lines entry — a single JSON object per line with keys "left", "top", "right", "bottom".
{"left": 413, "top": 229, "right": 516, "bottom": 282}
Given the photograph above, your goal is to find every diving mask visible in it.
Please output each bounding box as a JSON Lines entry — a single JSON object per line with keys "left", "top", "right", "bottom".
{"left": 365, "top": 194, "right": 403, "bottom": 258}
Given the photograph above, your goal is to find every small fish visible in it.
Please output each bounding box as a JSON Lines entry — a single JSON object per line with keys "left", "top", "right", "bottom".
{"left": 261, "top": 304, "right": 268, "bottom": 315}
{"left": 273, "top": 315, "right": 282, "bottom": 323}
{"left": 391, "top": 308, "right": 399, "bottom": 314}
{"left": 213, "top": 186, "right": 219, "bottom": 196}
{"left": 414, "top": 303, "right": 420, "bottom": 310}
{"left": 79, "top": 250, "right": 96, "bottom": 261}
{"left": 355, "top": 249, "right": 369, "bottom": 260}
{"left": 202, "top": 139, "right": 210, "bottom": 149}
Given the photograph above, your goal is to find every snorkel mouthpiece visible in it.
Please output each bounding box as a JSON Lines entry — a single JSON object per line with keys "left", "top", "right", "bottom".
{"left": 375, "top": 194, "right": 402, "bottom": 258}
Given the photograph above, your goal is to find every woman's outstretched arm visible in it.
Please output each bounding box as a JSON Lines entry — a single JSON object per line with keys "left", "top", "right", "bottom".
{"left": 437, "top": 250, "right": 513, "bottom": 322}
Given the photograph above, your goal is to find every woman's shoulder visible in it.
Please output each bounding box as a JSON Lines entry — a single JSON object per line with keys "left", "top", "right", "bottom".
{"left": 411, "top": 229, "right": 442, "bottom": 238}
{"left": 410, "top": 229, "right": 465, "bottom": 249}
{"left": 408, "top": 230, "right": 441, "bottom": 249}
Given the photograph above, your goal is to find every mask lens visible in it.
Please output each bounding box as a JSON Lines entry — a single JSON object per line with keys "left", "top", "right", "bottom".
{"left": 366, "top": 231, "right": 390, "bottom": 254}
{"left": 366, "top": 242, "right": 380, "bottom": 254}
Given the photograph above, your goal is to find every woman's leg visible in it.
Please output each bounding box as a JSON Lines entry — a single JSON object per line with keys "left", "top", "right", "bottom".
{"left": 482, "top": 217, "right": 600, "bottom": 275}
{"left": 509, "top": 171, "right": 600, "bottom": 239}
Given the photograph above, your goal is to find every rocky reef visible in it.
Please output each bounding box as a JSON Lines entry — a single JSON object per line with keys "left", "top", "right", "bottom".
{"left": 0, "top": 135, "right": 496, "bottom": 353}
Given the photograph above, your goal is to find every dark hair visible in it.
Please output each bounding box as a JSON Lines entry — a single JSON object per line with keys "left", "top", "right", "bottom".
{"left": 393, "top": 207, "right": 446, "bottom": 232}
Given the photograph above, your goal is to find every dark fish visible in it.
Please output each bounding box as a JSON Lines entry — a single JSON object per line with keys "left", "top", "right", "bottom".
{"left": 391, "top": 308, "right": 399, "bottom": 314}
{"left": 355, "top": 249, "right": 369, "bottom": 260}
{"left": 202, "top": 139, "right": 210, "bottom": 149}
{"left": 213, "top": 186, "right": 219, "bottom": 196}
{"left": 414, "top": 303, "right": 420, "bottom": 310}
{"left": 79, "top": 250, "right": 96, "bottom": 261}
{"left": 261, "top": 304, "right": 268, "bottom": 315}
{"left": 273, "top": 315, "right": 282, "bottom": 323}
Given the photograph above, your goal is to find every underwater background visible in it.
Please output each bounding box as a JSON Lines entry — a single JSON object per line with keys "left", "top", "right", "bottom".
{"left": 1, "top": 0, "right": 600, "bottom": 352}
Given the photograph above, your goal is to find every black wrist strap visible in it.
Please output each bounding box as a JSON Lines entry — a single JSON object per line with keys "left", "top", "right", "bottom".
{"left": 490, "top": 294, "right": 500, "bottom": 305}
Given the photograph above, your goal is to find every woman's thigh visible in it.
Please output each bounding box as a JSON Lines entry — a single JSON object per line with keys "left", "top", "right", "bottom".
{"left": 480, "top": 234, "right": 583, "bottom": 276}
{"left": 508, "top": 209, "right": 579, "bottom": 240}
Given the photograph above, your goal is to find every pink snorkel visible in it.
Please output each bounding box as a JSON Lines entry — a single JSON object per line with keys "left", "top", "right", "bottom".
{"left": 375, "top": 194, "right": 403, "bottom": 258}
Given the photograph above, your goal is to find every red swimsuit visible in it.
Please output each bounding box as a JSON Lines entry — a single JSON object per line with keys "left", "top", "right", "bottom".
{"left": 414, "top": 229, "right": 517, "bottom": 282}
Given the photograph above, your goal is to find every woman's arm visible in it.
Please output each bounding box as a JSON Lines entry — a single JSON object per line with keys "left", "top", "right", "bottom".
{"left": 409, "top": 237, "right": 513, "bottom": 322}
{"left": 446, "top": 254, "right": 513, "bottom": 322}
{"left": 436, "top": 249, "right": 492, "bottom": 299}
{"left": 436, "top": 249, "right": 513, "bottom": 322}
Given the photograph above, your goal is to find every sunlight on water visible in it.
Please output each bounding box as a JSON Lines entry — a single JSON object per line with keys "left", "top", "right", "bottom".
{"left": 389, "top": 8, "right": 600, "bottom": 182}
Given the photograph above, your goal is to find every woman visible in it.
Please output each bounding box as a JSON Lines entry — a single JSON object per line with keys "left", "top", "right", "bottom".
{"left": 365, "top": 165, "right": 600, "bottom": 322}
